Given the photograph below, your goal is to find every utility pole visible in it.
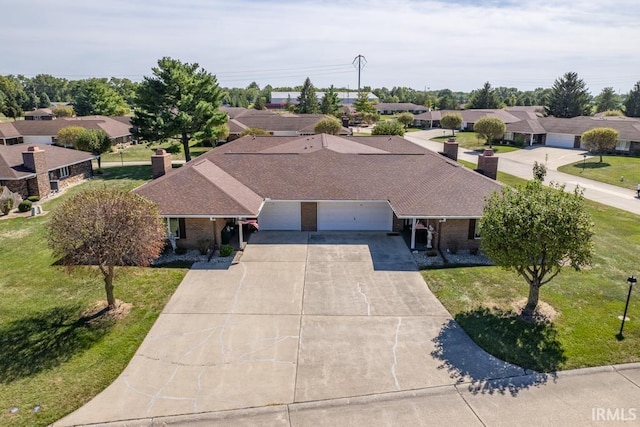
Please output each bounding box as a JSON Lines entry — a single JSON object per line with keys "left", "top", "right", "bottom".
{"left": 352, "top": 54, "right": 367, "bottom": 93}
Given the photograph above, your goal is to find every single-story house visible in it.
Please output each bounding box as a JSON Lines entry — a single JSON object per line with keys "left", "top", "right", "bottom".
{"left": 226, "top": 110, "right": 351, "bottom": 140}
{"left": 375, "top": 103, "right": 430, "bottom": 115}
{"left": 0, "top": 122, "right": 24, "bottom": 146}
{"left": 0, "top": 144, "right": 94, "bottom": 198}
{"left": 24, "top": 108, "right": 55, "bottom": 120}
{"left": 269, "top": 91, "right": 378, "bottom": 107}
{"left": 7, "top": 115, "right": 133, "bottom": 145}
{"left": 413, "top": 109, "right": 522, "bottom": 130}
{"left": 505, "top": 116, "right": 640, "bottom": 153}
{"left": 134, "top": 134, "right": 502, "bottom": 252}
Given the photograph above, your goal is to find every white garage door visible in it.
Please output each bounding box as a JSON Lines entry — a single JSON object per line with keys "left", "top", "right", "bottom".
{"left": 258, "top": 201, "right": 301, "bottom": 230}
{"left": 546, "top": 133, "right": 575, "bottom": 148}
{"left": 317, "top": 201, "right": 392, "bottom": 231}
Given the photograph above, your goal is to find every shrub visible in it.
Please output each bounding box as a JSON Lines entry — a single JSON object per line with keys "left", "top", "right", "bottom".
{"left": 219, "top": 244, "right": 234, "bottom": 257}
{"left": 513, "top": 135, "right": 526, "bottom": 147}
{"left": 447, "top": 240, "right": 459, "bottom": 254}
{"left": 197, "top": 239, "right": 211, "bottom": 255}
{"left": 27, "top": 195, "right": 40, "bottom": 202}
{"left": 18, "top": 200, "right": 32, "bottom": 212}
{"left": 532, "top": 161, "right": 547, "bottom": 182}
{"left": 165, "top": 143, "right": 182, "bottom": 154}
{"left": 426, "top": 249, "right": 439, "bottom": 257}
{"left": 1, "top": 198, "right": 13, "bottom": 215}
{"left": 372, "top": 120, "right": 405, "bottom": 136}
{"left": 175, "top": 247, "right": 187, "bottom": 255}
{"left": 470, "top": 247, "right": 479, "bottom": 256}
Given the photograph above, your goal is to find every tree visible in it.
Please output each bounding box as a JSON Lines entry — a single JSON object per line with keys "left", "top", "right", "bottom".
{"left": 532, "top": 161, "right": 547, "bottom": 181}
{"left": 239, "top": 128, "right": 270, "bottom": 137}
{"left": 253, "top": 96, "right": 266, "bottom": 110}
{"left": 396, "top": 112, "right": 414, "bottom": 129}
{"left": 440, "top": 113, "right": 462, "bottom": 136}
{"left": 372, "top": 120, "right": 405, "bottom": 136}
{"left": 75, "top": 129, "right": 113, "bottom": 168}
{"left": 57, "top": 126, "right": 85, "bottom": 148}
{"left": 436, "top": 89, "right": 458, "bottom": 110}
{"left": 108, "top": 77, "right": 138, "bottom": 106}
{"left": 39, "top": 92, "right": 51, "bottom": 108}
{"left": 51, "top": 105, "right": 74, "bottom": 117}
{"left": 296, "top": 77, "right": 319, "bottom": 114}
{"left": 47, "top": 189, "right": 166, "bottom": 310}
{"left": 595, "top": 87, "right": 619, "bottom": 113}
{"left": 466, "top": 81, "right": 501, "bottom": 109}
{"left": 0, "top": 75, "right": 27, "bottom": 119}
{"left": 354, "top": 92, "right": 376, "bottom": 114}
{"left": 545, "top": 72, "right": 591, "bottom": 118}
{"left": 320, "top": 85, "right": 341, "bottom": 116}
{"left": 473, "top": 116, "right": 505, "bottom": 147}
{"left": 624, "top": 81, "right": 640, "bottom": 117}
{"left": 314, "top": 116, "right": 342, "bottom": 135}
{"left": 73, "top": 78, "right": 128, "bottom": 116}
{"left": 581, "top": 127, "right": 618, "bottom": 163}
{"left": 132, "top": 57, "right": 228, "bottom": 162}
{"left": 480, "top": 181, "right": 594, "bottom": 317}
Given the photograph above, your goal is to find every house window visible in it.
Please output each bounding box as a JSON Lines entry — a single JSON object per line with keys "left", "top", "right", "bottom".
{"left": 59, "top": 166, "right": 70, "bottom": 178}
{"left": 616, "top": 140, "right": 631, "bottom": 151}
{"left": 166, "top": 218, "right": 186, "bottom": 239}
{"left": 468, "top": 219, "right": 481, "bottom": 240}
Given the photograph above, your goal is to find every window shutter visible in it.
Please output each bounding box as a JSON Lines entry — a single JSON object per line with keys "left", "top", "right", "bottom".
{"left": 468, "top": 219, "right": 476, "bottom": 240}
{"left": 178, "top": 218, "right": 187, "bottom": 239}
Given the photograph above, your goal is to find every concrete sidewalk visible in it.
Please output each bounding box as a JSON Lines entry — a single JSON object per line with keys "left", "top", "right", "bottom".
{"left": 404, "top": 130, "right": 640, "bottom": 216}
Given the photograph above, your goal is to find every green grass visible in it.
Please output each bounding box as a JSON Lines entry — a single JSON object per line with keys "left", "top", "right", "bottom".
{"left": 423, "top": 170, "right": 640, "bottom": 372}
{"left": 0, "top": 166, "right": 188, "bottom": 427}
{"left": 431, "top": 132, "right": 521, "bottom": 154}
{"left": 557, "top": 154, "right": 640, "bottom": 191}
{"left": 100, "top": 141, "right": 213, "bottom": 163}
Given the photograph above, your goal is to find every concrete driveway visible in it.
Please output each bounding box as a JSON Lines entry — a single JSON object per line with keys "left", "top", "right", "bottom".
{"left": 57, "top": 231, "right": 526, "bottom": 426}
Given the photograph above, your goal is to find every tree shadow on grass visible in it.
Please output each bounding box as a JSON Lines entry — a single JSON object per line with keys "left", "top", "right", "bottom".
{"left": 571, "top": 162, "right": 610, "bottom": 170}
{"left": 431, "top": 307, "right": 566, "bottom": 396}
{"left": 0, "top": 304, "right": 114, "bottom": 384}
{"left": 95, "top": 164, "right": 152, "bottom": 181}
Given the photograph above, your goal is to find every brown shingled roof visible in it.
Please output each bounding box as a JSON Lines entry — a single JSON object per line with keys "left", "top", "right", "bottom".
{"left": 135, "top": 134, "right": 501, "bottom": 218}
{"left": 0, "top": 144, "right": 94, "bottom": 180}
{"left": 12, "top": 116, "right": 132, "bottom": 139}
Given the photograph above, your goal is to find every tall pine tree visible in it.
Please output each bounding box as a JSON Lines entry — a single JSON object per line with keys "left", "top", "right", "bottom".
{"left": 624, "top": 81, "right": 640, "bottom": 117}
{"left": 320, "top": 85, "right": 341, "bottom": 116}
{"left": 545, "top": 72, "right": 592, "bottom": 118}
{"left": 296, "top": 77, "right": 319, "bottom": 113}
{"left": 466, "top": 81, "right": 500, "bottom": 109}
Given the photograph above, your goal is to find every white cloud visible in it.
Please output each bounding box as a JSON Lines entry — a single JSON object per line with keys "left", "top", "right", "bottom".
{"left": 1, "top": 0, "right": 639, "bottom": 93}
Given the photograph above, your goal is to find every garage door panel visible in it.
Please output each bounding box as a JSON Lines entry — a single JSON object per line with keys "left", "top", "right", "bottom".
{"left": 317, "top": 202, "right": 392, "bottom": 231}
{"left": 258, "top": 201, "right": 301, "bottom": 230}
{"left": 546, "top": 133, "right": 575, "bottom": 148}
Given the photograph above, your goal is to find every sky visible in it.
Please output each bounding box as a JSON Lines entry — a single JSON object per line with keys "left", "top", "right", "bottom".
{"left": 2, "top": 0, "right": 639, "bottom": 94}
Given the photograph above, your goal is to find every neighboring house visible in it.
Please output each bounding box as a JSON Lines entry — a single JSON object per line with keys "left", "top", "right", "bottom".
{"left": 24, "top": 108, "right": 55, "bottom": 120}
{"left": 505, "top": 116, "right": 640, "bottom": 153}
{"left": 375, "top": 103, "right": 430, "bottom": 115}
{"left": 0, "top": 144, "right": 94, "bottom": 198}
{"left": 0, "top": 122, "right": 24, "bottom": 146}
{"left": 10, "top": 115, "right": 133, "bottom": 145}
{"left": 135, "top": 134, "right": 502, "bottom": 252}
{"left": 413, "top": 109, "right": 522, "bottom": 130}
{"left": 269, "top": 91, "right": 378, "bottom": 107}
{"left": 224, "top": 108, "right": 351, "bottom": 139}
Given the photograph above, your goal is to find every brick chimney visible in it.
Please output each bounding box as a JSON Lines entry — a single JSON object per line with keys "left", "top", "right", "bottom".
{"left": 22, "top": 145, "right": 50, "bottom": 198}
{"left": 151, "top": 149, "right": 172, "bottom": 178}
{"left": 477, "top": 148, "right": 499, "bottom": 180}
{"left": 442, "top": 138, "right": 458, "bottom": 161}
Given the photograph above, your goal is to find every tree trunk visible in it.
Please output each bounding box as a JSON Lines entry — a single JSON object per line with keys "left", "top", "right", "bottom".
{"left": 104, "top": 265, "right": 116, "bottom": 310}
{"left": 523, "top": 282, "right": 540, "bottom": 318}
{"left": 451, "top": 129, "right": 455, "bottom": 137}
{"left": 182, "top": 132, "right": 191, "bottom": 162}
{"left": 599, "top": 153, "right": 603, "bottom": 163}
{"left": 97, "top": 155, "right": 102, "bottom": 169}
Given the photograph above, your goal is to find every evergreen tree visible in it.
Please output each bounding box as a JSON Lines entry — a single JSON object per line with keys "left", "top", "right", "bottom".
{"left": 595, "top": 87, "right": 619, "bottom": 113}
{"left": 354, "top": 92, "right": 376, "bottom": 114}
{"left": 73, "top": 78, "right": 128, "bottom": 116}
{"left": 624, "top": 81, "right": 640, "bottom": 117}
{"left": 320, "top": 85, "right": 341, "bottom": 116}
{"left": 39, "top": 92, "right": 51, "bottom": 108}
{"left": 467, "top": 82, "right": 501, "bottom": 109}
{"left": 296, "top": 77, "right": 319, "bottom": 113}
{"left": 545, "top": 72, "right": 592, "bottom": 118}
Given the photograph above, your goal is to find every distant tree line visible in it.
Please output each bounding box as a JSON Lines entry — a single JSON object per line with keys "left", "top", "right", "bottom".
{"left": 2, "top": 71, "right": 640, "bottom": 120}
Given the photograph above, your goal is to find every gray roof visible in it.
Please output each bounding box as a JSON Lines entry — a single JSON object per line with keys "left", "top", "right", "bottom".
{"left": 135, "top": 134, "right": 502, "bottom": 218}
{"left": 506, "top": 116, "right": 640, "bottom": 140}
{"left": 414, "top": 109, "right": 521, "bottom": 124}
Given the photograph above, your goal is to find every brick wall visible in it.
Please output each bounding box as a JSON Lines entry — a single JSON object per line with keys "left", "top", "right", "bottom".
{"left": 177, "top": 218, "right": 216, "bottom": 249}
{"left": 439, "top": 219, "right": 480, "bottom": 252}
{"left": 2, "top": 180, "right": 29, "bottom": 198}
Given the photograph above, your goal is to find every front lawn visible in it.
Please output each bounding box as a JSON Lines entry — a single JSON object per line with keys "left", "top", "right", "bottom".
{"left": 0, "top": 166, "right": 188, "bottom": 427}
{"left": 423, "top": 172, "right": 640, "bottom": 372}
{"left": 431, "top": 132, "right": 521, "bottom": 154}
{"left": 557, "top": 154, "right": 640, "bottom": 191}
{"left": 100, "top": 140, "right": 214, "bottom": 163}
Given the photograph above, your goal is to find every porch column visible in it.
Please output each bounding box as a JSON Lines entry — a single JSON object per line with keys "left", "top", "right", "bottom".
{"left": 410, "top": 218, "right": 417, "bottom": 250}
{"left": 530, "top": 133, "right": 533, "bottom": 146}
{"left": 238, "top": 219, "right": 244, "bottom": 250}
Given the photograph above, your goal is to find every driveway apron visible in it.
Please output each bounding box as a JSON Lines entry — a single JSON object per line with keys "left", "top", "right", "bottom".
{"left": 56, "top": 231, "right": 523, "bottom": 426}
